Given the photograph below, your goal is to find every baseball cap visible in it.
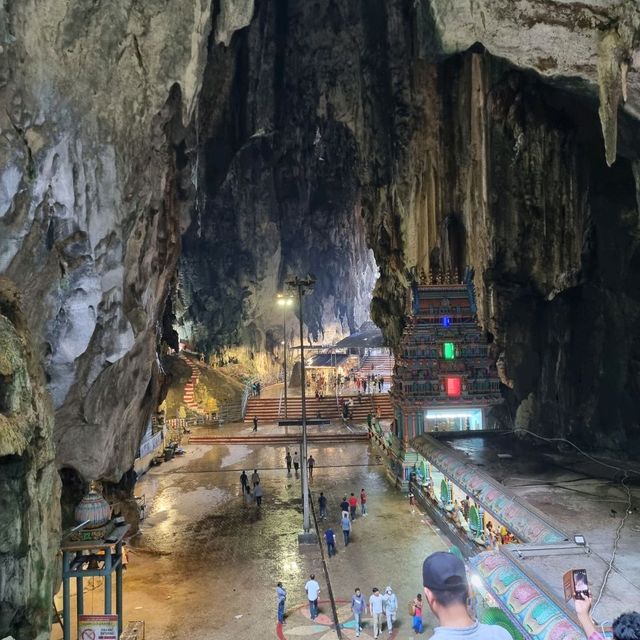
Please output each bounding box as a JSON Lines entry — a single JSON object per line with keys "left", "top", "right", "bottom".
{"left": 422, "top": 552, "right": 468, "bottom": 591}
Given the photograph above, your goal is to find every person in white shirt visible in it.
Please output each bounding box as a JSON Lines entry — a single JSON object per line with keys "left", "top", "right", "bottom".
{"left": 369, "top": 587, "right": 385, "bottom": 638}
{"left": 305, "top": 574, "right": 321, "bottom": 620}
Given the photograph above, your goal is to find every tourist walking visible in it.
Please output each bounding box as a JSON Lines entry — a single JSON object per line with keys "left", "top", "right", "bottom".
{"left": 308, "top": 454, "right": 315, "bottom": 479}
{"left": 240, "top": 470, "right": 248, "bottom": 493}
{"left": 254, "top": 482, "right": 263, "bottom": 507}
{"left": 285, "top": 449, "right": 292, "bottom": 475}
{"left": 252, "top": 415, "right": 258, "bottom": 432}
{"left": 318, "top": 492, "right": 327, "bottom": 520}
{"left": 276, "top": 582, "right": 287, "bottom": 624}
{"left": 293, "top": 451, "right": 300, "bottom": 473}
{"left": 340, "top": 495, "right": 350, "bottom": 515}
{"left": 422, "top": 551, "right": 514, "bottom": 639}
{"left": 351, "top": 587, "right": 365, "bottom": 637}
{"left": 369, "top": 587, "right": 385, "bottom": 639}
{"left": 383, "top": 586, "right": 398, "bottom": 635}
{"left": 348, "top": 493, "right": 358, "bottom": 520}
{"left": 360, "top": 488, "right": 367, "bottom": 516}
{"left": 305, "top": 574, "right": 320, "bottom": 620}
{"left": 341, "top": 511, "right": 351, "bottom": 546}
{"left": 251, "top": 469, "right": 260, "bottom": 487}
{"left": 412, "top": 594, "right": 423, "bottom": 634}
{"left": 325, "top": 527, "right": 336, "bottom": 557}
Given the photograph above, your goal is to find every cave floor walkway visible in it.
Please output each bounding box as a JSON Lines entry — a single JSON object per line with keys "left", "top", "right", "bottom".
{"left": 52, "top": 434, "right": 448, "bottom": 640}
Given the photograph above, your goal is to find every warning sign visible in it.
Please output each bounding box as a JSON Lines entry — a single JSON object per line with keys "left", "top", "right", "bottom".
{"left": 78, "top": 614, "right": 118, "bottom": 640}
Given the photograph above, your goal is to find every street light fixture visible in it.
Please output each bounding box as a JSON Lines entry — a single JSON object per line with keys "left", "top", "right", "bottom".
{"left": 276, "top": 293, "right": 294, "bottom": 418}
{"left": 286, "top": 275, "right": 316, "bottom": 541}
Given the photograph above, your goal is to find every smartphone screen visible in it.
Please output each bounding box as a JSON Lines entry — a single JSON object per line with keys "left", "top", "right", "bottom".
{"left": 573, "top": 569, "right": 589, "bottom": 599}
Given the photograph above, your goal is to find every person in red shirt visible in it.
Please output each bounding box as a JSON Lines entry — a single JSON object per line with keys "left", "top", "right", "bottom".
{"left": 360, "top": 488, "right": 367, "bottom": 516}
{"left": 348, "top": 493, "right": 358, "bottom": 520}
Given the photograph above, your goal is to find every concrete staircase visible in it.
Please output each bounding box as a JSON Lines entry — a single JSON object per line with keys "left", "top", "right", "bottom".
{"left": 180, "top": 354, "right": 202, "bottom": 412}
{"left": 244, "top": 393, "right": 394, "bottom": 423}
{"left": 356, "top": 352, "right": 395, "bottom": 378}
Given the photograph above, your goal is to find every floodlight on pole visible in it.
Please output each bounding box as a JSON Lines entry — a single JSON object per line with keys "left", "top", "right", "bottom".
{"left": 276, "top": 293, "right": 294, "bottom": 418}
{"left": 286, "top": 276, "right": 316, "bottom": 540}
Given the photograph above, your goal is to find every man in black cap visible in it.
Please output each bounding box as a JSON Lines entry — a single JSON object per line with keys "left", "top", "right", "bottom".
{"left": 422, "top": 551, "right": 513, "bottom": 639}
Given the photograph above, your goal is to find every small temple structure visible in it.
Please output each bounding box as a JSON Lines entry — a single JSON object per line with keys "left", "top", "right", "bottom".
{"left": 389, "top": 268, "right": 501, "bottom": 480}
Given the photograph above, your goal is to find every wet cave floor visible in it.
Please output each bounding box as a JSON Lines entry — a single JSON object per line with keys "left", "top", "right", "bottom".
{"left": 53, "top": 425, "right": 448, "bottom": 640}
{"left": 50, "top": 425, "right": 640, "bottom": 639}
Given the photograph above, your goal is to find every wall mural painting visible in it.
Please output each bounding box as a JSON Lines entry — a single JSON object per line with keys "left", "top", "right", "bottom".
{"left": 471, "top": 553, "right": 584, "bottom": 640}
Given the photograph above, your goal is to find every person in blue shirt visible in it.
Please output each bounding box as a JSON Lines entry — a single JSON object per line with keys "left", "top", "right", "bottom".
{"left": 351, "top": 587, "right": 365, "bottom": 637}
{"left": 276, "top": 582, "right": 286, "bottom": 624}
{"left": 325, "top": 528, "right": 336, "bottom": 557}
{"left": 341, "top": 512, "right": 351, "bottom": 546}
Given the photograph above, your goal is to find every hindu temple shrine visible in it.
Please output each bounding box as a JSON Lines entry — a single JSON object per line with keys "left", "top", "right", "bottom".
{"left": 391, "top": 270, "right": 502, "bottom": 443}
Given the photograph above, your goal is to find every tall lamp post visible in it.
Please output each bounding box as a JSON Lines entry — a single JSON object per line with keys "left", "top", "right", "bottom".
{"left": 286, "top": 275, "right": 316, "bottom": 540}
{"left": 276, "top": 293, "right": 294, "bottom": 418}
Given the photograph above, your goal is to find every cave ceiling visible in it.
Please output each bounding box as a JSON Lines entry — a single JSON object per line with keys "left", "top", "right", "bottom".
{"left": 0, "top": 0, "right": 637, "bottom": 485}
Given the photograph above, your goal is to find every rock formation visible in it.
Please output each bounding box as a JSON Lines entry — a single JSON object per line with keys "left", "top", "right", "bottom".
{"left": 177, "top": 0, "right": 640, "bottom": 451}
{"left": 0, "top": 278, "right": 60, "bottom": 640}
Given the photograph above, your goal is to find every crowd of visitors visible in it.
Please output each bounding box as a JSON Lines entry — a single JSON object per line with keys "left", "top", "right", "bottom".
{"left": 308, "top": 370, "right": 387, "bottom": 398}
{"left": 275, "top": 552, "right": 526, "bottom": 638}
{"left": 276, "top": 547, "right": 640, "bottom": 639}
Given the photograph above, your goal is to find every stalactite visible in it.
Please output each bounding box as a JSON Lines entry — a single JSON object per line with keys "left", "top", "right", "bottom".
{"left": 597, "top": 30, "right": 625, "bottom": 167}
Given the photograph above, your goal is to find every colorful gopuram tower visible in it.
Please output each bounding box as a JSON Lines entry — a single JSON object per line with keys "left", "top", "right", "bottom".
{"left": 389, "top": 269, "right": 502, "bottom": 481}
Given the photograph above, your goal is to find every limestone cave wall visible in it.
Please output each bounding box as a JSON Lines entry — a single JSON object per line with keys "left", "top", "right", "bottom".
{"left": 176, "top": 1, "right": 380, "bottom": 353}
{"left": 176, "top": 0, "right": 640, "bottom": 452}
{"left": 0, "top": 278, "right": 60, "bottom": 640}
{"left": 0, "top": 0, "right": 215, "bottom": 484}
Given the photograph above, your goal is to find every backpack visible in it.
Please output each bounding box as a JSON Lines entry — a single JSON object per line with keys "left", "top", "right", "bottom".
{"left": 408, "top": 601, "right": 416, "bottom": 616}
